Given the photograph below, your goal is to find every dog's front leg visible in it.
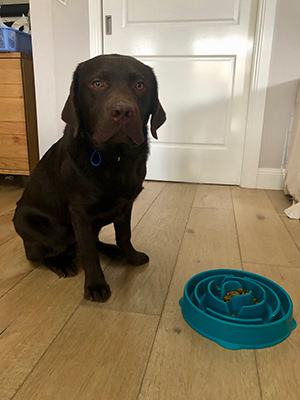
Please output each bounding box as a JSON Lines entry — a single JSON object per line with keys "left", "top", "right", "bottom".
{"left": 114, "top": 204, "right": 149, "bottom": 266}
{"left": 69, "top": 208, "right": 111, "bottom": 302}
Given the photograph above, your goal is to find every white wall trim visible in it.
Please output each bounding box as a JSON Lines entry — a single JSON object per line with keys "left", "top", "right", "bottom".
{"left": 256, "top": 168, "right": 285, "bottom": 190}
{"left": 241, "top": 0, "right": 277, "bottom": 188}
{"left": 89, "top": 0, "right": 278, "bottom": 188}
{"left": 89, "top": 0, "right": 103, "bottom": 57}
{"left": 30, "top": 0, "right": 59, "bottom": 156}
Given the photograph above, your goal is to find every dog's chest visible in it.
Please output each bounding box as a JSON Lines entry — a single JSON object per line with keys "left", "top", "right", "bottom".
{"left": 89, "top": 185, "right": 142, "bottom": 227}
{"left": 87, "top": 158, "right": 145, "bottom": 221}
{"left": 103, "top": 156, "right": 144, "bottom": 193}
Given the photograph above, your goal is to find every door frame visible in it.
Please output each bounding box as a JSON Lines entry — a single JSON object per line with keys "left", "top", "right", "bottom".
{"left": 88, "top": 0, "right": 277, "bottom": 188}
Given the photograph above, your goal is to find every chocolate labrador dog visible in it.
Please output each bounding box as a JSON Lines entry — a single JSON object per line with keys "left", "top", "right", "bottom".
{"left": 13, "top": 54, "right": 166, "bottom": 302}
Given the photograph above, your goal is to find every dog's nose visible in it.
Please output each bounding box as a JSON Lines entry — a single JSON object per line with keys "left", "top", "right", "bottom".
{"left": 111, "top": 104, "right": 135, "bottom": 123}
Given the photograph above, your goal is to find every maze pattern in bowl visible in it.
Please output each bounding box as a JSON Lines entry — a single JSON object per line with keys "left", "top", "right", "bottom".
{"left": 179, "top": 269, "right": 297, "bottom": 350}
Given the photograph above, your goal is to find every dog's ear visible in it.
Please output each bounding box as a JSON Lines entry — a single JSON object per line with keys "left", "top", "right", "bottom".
{"left": 150, "top": 101, "right": 166, "bottom": 139}
{"left": 61, "top": 75, "right": 79, "bottom": 136}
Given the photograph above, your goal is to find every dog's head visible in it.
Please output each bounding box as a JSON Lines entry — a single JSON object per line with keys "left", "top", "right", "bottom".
{"left": 62, "top": 54, "right": 166, "bottom": 148}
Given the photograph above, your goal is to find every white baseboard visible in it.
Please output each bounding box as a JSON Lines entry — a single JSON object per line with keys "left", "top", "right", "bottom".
{"left": 256, "top": 168, "right": 285, "bottom": 190}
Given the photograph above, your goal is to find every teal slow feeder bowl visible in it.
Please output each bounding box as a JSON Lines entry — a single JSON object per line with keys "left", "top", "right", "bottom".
{"left": 179, "top": 269, "right": 297, "bottom": 350}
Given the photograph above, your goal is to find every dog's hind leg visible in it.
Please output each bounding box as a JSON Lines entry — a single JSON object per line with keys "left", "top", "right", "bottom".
{"left": 96, "top": 241, "right": 122, "bottom": 260}
{"left": 23, "top": 239, "right": 78, "bottom": 278}
{"left": 43, "top": 251, "right": 78, "bottom": 278}
{"left": 14, "top": 206, "right": 78, "bottom": 277}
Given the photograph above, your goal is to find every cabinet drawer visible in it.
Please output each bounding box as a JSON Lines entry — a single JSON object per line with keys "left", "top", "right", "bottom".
{"left": 0, "top": 59, "right": 22, "bottom": 84}
{"left": 0, "top": 122, "right": 29, "bottom": 172}
{"left": 0, "top": 122, "right": 28, "bottom": 157}
{"left": 0, "top": 136, "right": 28, "bottom": 159}
{"left": 0, "top": 54, "right": 38, "bottom": 175}
{"left": 0, "top": 98, "right": 25, "bottom": 122}
{"left": 0, "top": 121, "right": 27, "bottom": 135}
{"left": 0, "top": 156, "right": 29, "bottom": 173}
{"left": 0, "top": 84, "right": 23, "bottom": 98}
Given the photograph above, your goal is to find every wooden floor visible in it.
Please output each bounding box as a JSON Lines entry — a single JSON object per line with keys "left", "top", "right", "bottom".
{"left": 1, "top": 175, "right": 300, "bottom": 400}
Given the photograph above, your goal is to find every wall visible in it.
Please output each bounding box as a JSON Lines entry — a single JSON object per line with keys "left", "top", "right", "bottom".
{"left": 259, "top": 0, "right": 300, "bottom": 169}
{"left": 30, "top": 0, "right": 90, "bottom": 156}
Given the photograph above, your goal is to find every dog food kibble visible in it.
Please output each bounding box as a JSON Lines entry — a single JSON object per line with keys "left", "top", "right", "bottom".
{"left": 223, "top": 288, "right": 259, "bottom": 304}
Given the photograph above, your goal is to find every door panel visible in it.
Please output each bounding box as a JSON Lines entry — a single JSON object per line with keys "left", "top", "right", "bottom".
{"left": 103, "top": 0, "right": 258, "bottom": 184}
{"left": 126, "top": 0, "right": 240, "bottom": 23}
{"left": 141, "top": 57, "right": 235, "bottom": 146}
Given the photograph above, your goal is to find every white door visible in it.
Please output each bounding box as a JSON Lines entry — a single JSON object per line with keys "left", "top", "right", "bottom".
{"left": 102, "top": 0, "right": 258, "bottom": 184}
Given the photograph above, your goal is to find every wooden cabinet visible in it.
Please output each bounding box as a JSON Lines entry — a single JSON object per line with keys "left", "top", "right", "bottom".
{"left": 0, "top": 52, "right": 39, "bottom": 175}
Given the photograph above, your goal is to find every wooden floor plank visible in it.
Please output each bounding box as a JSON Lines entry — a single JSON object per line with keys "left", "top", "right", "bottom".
{"left": 0, "top": 176, "right": 23, "bottom": 216}
{"left": 14, "top": 307, "right": 159, "bottom": 400}
{"left": 139, "top": 314, "right": 261, "bottom": 400}
{"left": 143, "top": 180, "right": 167, "bottom": 191}
{"left": 265, "top": 189, "right": 292, "bottom": 216}
{"left": 243, "top": 263, "right": 300, "bottom": 400}
{"left": 0, "top": 268, "right": 84, "bottom": 400}
{"left": 167, "top": 207, "right": 242, "bottom": 276}
{"left": 0, "top": 185, "right": 23, "bottom": 216}
{"left": 193, "top": 184, "right": 233, "bottom": 209}
{"left": 0, "top": 235, "right": 33, "bottom": 298}
{"left": 280, "top": 217, "right": 300, "bottom": 251}
{"left": 265, "top": 190, "right": 300, "bottom": 251}
{"left": 0, "top": 211, "right": 16, "bottom": 245}
{"left": 131, "top": 186, "right": 162, "bottom": 228}
{"left": 99, "top": 183, "right": 197, "bottom": 315}
{"left": 138, "top": 207, "right": 261, "bottom": 400}
{"left": 232, "top": 187, "right": 300, "bottom": 267}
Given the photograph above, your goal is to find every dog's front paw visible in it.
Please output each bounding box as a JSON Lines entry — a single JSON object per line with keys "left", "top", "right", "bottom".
{"left": 126, "top": 251, "right": 149, "bottom": 266}
{"left": 84, "top": 281, "right": 111, "bottom": 302}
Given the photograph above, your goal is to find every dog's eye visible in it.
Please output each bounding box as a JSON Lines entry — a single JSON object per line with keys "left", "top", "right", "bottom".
{"left": 91, "top": 80, "right": 103, "bottom": 89}
{"left": 135, "top": 81, "right": 144, "bottom": 90}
